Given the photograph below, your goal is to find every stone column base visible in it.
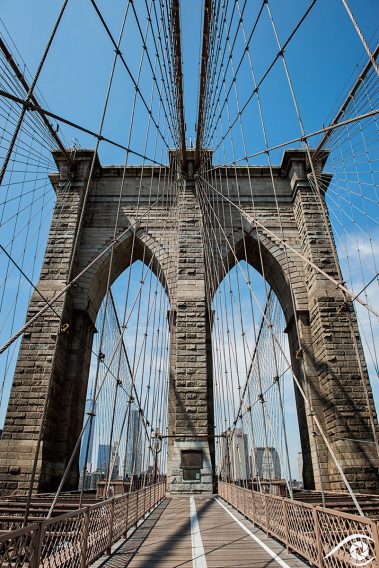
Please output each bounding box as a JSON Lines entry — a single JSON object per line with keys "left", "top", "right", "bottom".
{"left": 168, "top": 439, "right": 213, "bottom": 494}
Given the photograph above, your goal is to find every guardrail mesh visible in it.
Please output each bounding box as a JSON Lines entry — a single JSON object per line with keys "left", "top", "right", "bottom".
{"left": 0, "top": 481, "right": 166, "bottom": 567}
{"left": 219, "top": 481, "right": 379, "bottom": 568}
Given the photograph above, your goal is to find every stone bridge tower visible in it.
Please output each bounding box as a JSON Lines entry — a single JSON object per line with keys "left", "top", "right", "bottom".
{"left": 0, "top": 148, "right": 378, "bottom": 495}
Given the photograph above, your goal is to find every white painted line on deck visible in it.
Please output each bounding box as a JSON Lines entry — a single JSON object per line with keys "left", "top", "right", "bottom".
{"left": 190, "top": 496, "right": 208, "bottom": 568}
{"left": 214, "top": 497, "right": 292, "bottom": 568}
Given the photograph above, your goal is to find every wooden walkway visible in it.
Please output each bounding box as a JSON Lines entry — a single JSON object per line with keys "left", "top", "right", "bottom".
{"left": 95, "top": 496, "right": 308, "bottom": 568}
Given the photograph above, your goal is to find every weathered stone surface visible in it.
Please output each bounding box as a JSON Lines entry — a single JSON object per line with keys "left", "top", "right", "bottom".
{"left": 0, "top": 148, "right": 377, "bottom": 495}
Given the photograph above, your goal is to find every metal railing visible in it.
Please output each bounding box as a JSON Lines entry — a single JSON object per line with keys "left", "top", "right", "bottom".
{"left": 0, "top": 481, "right": 166, "bottom": 567}
{"left": 219, "top": 481, "right": 379, "bottom": 567}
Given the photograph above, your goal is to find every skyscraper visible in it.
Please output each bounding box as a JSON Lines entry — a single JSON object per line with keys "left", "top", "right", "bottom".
{"left": 97, "top": 444, "right": 110, "bottom": 474}
{"left": 125, "top": 408, "right": 142, "bottom": 478}
{"left": 79, "top": 399, "right": 95, "bottom": 473}
{"left": 254, "top": 447, "right": 281, "bottom": 480}
{"left": 218, "top": 429, "right": 250, "bottom": 481}
{"left": 96, "top": 443, "right": 120, "bottom": 480}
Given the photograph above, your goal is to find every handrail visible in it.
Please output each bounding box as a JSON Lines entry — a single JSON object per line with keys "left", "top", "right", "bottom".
{"left": 0, "top": 481, "right": 166, "bottom": 567}
{"left": 219, "top": 481, "right": 379, "bottom": 567}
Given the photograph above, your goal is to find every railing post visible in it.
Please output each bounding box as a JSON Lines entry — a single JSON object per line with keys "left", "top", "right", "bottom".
{"left": 80, "top": 507, "right": 90, "bottom": 568}
{"left": 372, "top": 520, "right": 379, "bottom": 568}
{"left": 283, "top": 500, "right": 289, "bottom": 551}
{"left": 264, "top": 494, "right": 269, "bottom": 533}
{"left": 252, "top": 489, "right": 257, "bottom": 525}
{"left": 123, "top": 494, "right": 130, "bottom": 538}
{"left": 313, "top": 507, "right": 323, "bottom": 567}
{"left": 135, "top": 490, "right": 139, "bottom": 526}
{"left": 107, "top": 498, "right": 115, "bottom": 555}
{"left": 30, "top": 522, "right": 44, "bottom": 568}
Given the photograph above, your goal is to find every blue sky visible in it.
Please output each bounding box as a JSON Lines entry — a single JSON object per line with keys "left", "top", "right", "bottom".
{"left": 0, "top": 0, "right": 377, "bottom": 162}
{"left": 0, "top": 0, "right": 378, "bottom": 480}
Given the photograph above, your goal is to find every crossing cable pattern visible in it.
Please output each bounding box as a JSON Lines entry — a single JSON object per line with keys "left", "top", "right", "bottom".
{"left": 195, "top": 0, "right": 378, "bottom": 515}
{"left": 0, "top": 0, "right": 377, "bottom": 530}
{"left": 0, "top": 0, "right": 184, "bottom": 517}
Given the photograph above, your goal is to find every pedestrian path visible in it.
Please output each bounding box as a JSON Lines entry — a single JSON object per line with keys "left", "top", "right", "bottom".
{"left": 95, "top": 496, "right": 309, "bottom": 567}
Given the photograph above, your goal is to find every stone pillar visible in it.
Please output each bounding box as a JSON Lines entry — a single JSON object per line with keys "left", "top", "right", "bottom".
{"left": 289, "top": 154, "right": 379, "bottom": 492}
{"left": 0, "top": 150, "right": 96, "bottom": 494}
{"left": 167, "top": 174, "right": 215, "bottom": 494}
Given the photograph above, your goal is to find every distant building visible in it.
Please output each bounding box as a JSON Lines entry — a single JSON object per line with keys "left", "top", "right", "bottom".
{"left": 254, "top": 447, "right": 281, "bottom": 480}
{"left": 125, "top": 409, "right": 143, "bottom": 477}
{"left": 219, "top": 429, "right": 250, "bottom": 481}
{"left": 89, "top": 470, "right": 103, "bottom": 491}
{"left": 96, "top": 443, "right": 120, "bottom": 480}
{"left": 97, "top": 444, "right": 111, "bottom": 474}
{"left": 79, "top": 399, "right": 95, "bottom": 474}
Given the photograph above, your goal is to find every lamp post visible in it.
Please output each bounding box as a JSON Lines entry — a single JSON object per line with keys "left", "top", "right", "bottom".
{"left": 153, "top": 429, "right": 162, "bottom": 484}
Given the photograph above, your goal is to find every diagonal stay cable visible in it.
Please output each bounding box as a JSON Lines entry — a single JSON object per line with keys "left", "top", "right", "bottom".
{"left": 0, "top": 37, "right": 71, "bottom": 164}
{"left": 0, "top": 88, "right": 166, "bottom": 167}
{"left": 197, "top": 177, "right": 364, "bottom": 514}
{"left": 0, "top": 0, "right": 69, "bottom": 186}
{"left": 0, "top": 174, "right": 183, "bottom": 356}
{"left": 201, "top": 108, "right": 379, "bottom": 173}
{"left": 198, "top": 173, "right": 379, "bottom": 318}
{"left": 203, "top": 0, "right": 318, "bottom": 158}
{"left": 203, "top": 0, "right": 265, "bottom": 144}
{"left": 89, "top": 0, "right": 172, "bottom": 150}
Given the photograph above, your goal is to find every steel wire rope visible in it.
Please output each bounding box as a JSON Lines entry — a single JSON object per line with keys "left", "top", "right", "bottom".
{"left": 0, "top": 0, "right": 69, "bottom": 187}
{"left": 265, "top": 0, "right": 379, "bottom": 467}
{"left": 195, "top": 174, "right": 364, "bottom": 513}
{"left": 201, "top": 0, "right": 318, "bottom": 155}
{"left": 88, "top": 0, "right": 175, "bottom": 152}
{"left": 14, "top": 170, "right": 181, "bottom": 522}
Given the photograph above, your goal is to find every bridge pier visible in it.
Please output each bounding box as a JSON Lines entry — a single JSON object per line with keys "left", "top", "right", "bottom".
{"left": 167, "top": 169, "right": 215, "bottom": 494}
{"left": 0, "top": 152, "right": 97, "bottom": 494}
{"left": 0, "top": 148, "right": 377, "bottom": 496}
{"left": 290, "top": 156, "right": 379, "bottom": 492}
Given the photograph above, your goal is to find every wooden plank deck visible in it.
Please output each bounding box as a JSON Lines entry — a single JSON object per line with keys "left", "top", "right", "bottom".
{"left": 94, "top": 496, "right": 309, "bottom": 567}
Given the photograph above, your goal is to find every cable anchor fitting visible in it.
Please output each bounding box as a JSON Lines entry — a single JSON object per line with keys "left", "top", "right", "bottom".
{"left": 60, "top": 323, "right": 70, "bottom": 335}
